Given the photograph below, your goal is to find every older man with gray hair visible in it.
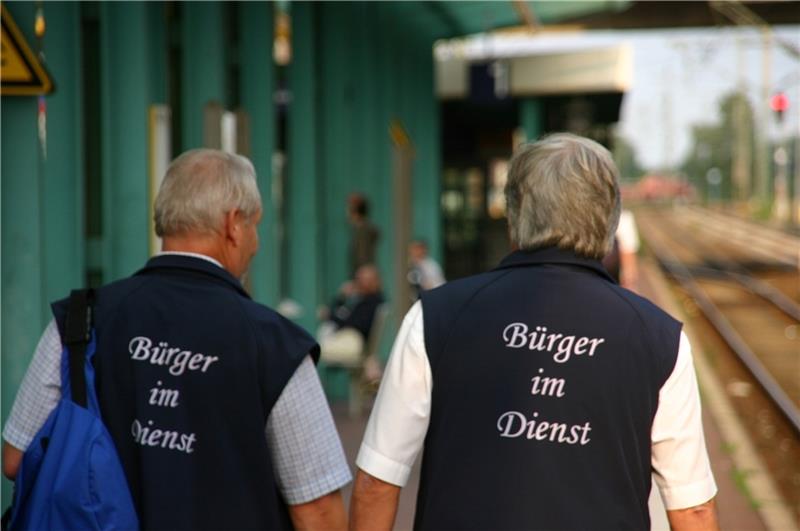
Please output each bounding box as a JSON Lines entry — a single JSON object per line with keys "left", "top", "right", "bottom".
{"left": 351, "top": 133, "right": 718, "bottom": 530}
{"left": 3, "top": 149, "right": 350, "bottom": 530}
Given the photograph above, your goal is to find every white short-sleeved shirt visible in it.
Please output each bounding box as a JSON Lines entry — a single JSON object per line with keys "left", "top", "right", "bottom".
{"left": 357, "top": 301, "right": 717, "bottom": 511}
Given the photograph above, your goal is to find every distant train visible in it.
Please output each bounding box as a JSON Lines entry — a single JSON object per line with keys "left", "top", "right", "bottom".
{"left": 622, "top": 174, "right": 696, "bottom": 202}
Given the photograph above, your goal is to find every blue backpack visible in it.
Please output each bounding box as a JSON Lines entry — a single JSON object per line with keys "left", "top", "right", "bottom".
{"left": 8, "top": 289, "right": 139, "bottom": 531}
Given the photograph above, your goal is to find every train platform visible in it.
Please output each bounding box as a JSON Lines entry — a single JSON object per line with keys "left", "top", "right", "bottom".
{"left": 329, "top": 247, "right": 781, "bottom": 530}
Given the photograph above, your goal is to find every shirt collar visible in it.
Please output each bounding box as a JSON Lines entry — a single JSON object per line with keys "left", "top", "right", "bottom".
{"left": 156, "top": 251, "right": 224, "bottom": 269}
{"left": 138, "top": 253, "right": 249, "bottom": 298}
{"left": 493, "top": 246, "right": 615, "bottom": 283}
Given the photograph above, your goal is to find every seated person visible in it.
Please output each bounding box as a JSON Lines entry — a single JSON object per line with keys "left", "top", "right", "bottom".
{"left": 318, "top": 264, "right": 384, "bottom": 369}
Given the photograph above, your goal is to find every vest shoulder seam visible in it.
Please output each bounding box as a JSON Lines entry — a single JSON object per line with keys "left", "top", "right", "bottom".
{"left": 77, "top": 276, "right": 154, "bottom": 334}
{"left": 431, "top": 269, "right": 517, "bottom": 375}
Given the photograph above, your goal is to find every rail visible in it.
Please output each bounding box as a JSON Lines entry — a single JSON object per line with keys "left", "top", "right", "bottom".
{"left": 682, "top": 206, "right": 800, "bottom": 268}
{"left": 643, "top": 217, "right": 800, "bottom": 436}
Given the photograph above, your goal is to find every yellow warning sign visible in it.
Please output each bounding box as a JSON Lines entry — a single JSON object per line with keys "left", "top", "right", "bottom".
{"left": 1, "top": 4, "right": 53, "bottom": 95}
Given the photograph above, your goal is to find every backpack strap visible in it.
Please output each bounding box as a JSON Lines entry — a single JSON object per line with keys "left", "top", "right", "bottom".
{"left": 63, "top": 289, "right": 94, "bottom": 408}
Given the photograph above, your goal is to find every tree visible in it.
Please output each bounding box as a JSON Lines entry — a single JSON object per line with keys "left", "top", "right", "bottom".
{"left": 612, "top": 133, "right": 644, "bottom": 182}
{"left": 680, "top": 90, "right": 757, "bottom": 203}
{"left": 720, "top": 91, "right": 756, "bottom": 201}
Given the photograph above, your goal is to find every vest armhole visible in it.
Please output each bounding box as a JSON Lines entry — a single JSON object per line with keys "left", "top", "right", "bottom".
{"left": 235, "top": 295, "right": 313, "bottom": 420}
{"left": 600, "top": 283, "right": 683, "bottom": 388}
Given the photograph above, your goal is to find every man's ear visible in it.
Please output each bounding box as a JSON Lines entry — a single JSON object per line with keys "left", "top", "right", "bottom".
{"left": 224, "top": 209, "right": 243, "bottom": 247}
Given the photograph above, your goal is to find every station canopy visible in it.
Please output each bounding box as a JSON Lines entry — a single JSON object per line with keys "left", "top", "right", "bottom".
{"left": 389, "top": 1, "right": 631, "bottom": 39}
{"left": 424, "top": 0, "right": 799, "bottom": 101}
{"left": 393, "top": 1, "right": 800, "bottom": 39}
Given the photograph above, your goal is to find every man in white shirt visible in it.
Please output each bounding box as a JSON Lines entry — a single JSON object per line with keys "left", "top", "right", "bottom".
{"left": 408, "top": 239, "right": 446, "bottom": 297}
{"left": 350, "top": 133, "right": 718, "bottom": 530}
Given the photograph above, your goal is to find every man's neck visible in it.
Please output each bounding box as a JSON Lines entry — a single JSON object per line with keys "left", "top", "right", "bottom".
{"left": 162, "top": 235, "right": 225, "bottom": 266}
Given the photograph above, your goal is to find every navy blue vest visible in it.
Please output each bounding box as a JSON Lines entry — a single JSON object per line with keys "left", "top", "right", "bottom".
{"left": 52, "top": 255, "right": 318, "bottom": 531}
{"left": 415, "top": 247, "right": 680, "bottom": 530}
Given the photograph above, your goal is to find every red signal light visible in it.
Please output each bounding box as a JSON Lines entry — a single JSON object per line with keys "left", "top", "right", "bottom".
{"left": 770, "top": 92, "right": 789, "bottom": 113}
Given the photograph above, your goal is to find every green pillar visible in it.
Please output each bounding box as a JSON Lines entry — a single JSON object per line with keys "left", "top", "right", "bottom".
{"left": 181, "top": 2, "right": 226, "bottom": 150}
{"left": 410, "top": 39, "right": 442, "bottom": 265}
{"left": 240, "top": 2, "right": 278, "bottom": 305}
{"left": 100, "top": 2, "right": 154, "bottom": 281}
{"left": 316, "top": 1, "right": 355, "bottom": 302}
{"left": 286, "top": 2, "right": 320, "bottom": 332}
{"left": 520, "top": 97, "right": 543, "bottom": 142}
{"left": 146, "top": 3, "right": 168, "bottom": 105}
{"left": 42, "top": 3, "right": 85, "bottom": 303}
{"left": 371, "top": 2, "right": 395, "bottom": 288}
{"left": 2, "top": 7, "right": 45, "bottom": 414}
{"left": 1, "top": 98, "right": 43, "bottom": 509}
{"left": 1, "top": 0, "right": 85, "bottom": 507}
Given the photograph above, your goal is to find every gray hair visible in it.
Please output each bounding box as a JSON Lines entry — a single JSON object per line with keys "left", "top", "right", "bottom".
{"left": 504, "top": 133, "right": 620, "bottom": 259}
{"left": 154, "top": 149, "right": 262, "bottom": 237}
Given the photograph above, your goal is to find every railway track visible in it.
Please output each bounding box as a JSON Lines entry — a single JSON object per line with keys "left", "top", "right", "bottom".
{"left": 637, "top": 206, "right": 800, "bottom": 433}
{"left": 636, "top": 205, "right": 800, "bottom": 522}
{"left": 681, "top": 205, "right": 800, "bottom": 269}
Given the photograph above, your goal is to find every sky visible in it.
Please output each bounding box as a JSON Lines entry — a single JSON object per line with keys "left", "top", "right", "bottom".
{"left": 438, "top": 24, "right": 800, "bottom": 170}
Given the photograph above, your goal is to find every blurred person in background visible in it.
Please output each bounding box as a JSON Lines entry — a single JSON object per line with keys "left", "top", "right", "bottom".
{"left": 603, "top": 209, "right": 641, "bottom": 291}
{"left": 347, "top": 193, "right": 380, "bottom": 277}
{"left": 407, "top": 239, "right": 446, "bottom": 299}
{"left": 350, "top": 133, "right": 718, "bottom": 531}
{"left": 318, "top": 264, "right": 385, "bottom": 380}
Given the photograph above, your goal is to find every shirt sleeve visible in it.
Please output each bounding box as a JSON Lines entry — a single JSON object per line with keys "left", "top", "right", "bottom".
{"left": 651, "top": 331, "right": 718, "bottom": 510}
{"left": 3, "top": 319, "right": 63, "bottom": 451}
{"left": 265, "top": 355, "right": 352, "bottom": 504}
{"left": 356, "top": 301, "right": 431, "bottom": 487}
